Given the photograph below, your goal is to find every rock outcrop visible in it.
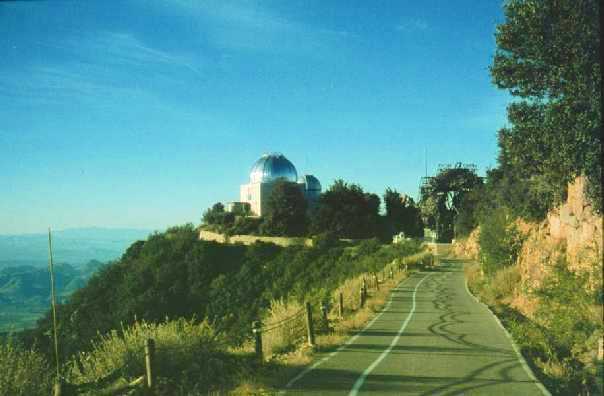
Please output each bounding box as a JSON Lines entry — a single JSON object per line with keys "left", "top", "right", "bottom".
{"left": 454, "top": 176, "right": 602, "bottom": 317}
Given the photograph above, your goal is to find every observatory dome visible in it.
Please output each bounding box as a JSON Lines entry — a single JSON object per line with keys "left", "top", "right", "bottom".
{"left": 249, "top": 153, "right": 298, "bottom": 184}
{"left": 298, "top": 174, "right": 321, "bottom": 192}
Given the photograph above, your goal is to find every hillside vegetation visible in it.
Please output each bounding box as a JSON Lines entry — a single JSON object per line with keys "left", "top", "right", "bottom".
{"left": 8, "top": 225, "right": 425, "bottom": 394}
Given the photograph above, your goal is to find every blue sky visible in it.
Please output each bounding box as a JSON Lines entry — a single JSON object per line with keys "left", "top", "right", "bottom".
{"left": 0, "top": 0, "right": 510, "bottom": 234}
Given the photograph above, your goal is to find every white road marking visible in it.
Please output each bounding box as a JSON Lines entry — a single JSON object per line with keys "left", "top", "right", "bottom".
{"left": 463, "top": 273, "right": 551, "bottom": 396}
{"left": 278, "top": 274, "right": 421, "bottom": 394}
{"left": 348, "top": 273, "right": 432, "bottom": 396}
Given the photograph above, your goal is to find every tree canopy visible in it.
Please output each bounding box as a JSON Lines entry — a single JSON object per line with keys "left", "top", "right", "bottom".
{"left": 310, "top": 180, "right": 381, "bottom": 239}
{"left": 202, "top": 202, "right": 234, "bottom": 228}
{"left": 419, "top": 165, "right": 483, "bottom": 242}
{"left": 261, "top": 180, "right": 307, "bottom": 236}
{"left": 383, "top": 188, "right": 423, "bottom": 238}
{"left": 490, "top": 0, "right": 601, "bottom": 216}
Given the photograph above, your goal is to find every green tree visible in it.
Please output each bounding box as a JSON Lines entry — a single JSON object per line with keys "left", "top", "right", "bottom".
{"left": 202, "top": 202, "right": 235, "bottom": 228}
{"left": 310, "top": 180, "right": 381, "bottom": 239}
{"left": 419, "top": 165, "right": 483, "bottom": 242}
{"left": 383, "top": 188, "right": 424, "bottom": 238}
{"left": 261, "top": 180, "right": 307, "bottom": 236}
{"left": 491, "top": 0, "right": 601, "bottom": 214}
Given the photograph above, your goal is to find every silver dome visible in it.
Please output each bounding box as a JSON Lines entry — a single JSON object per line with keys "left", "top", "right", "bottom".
{"left": 250, "top": 153, "right": 298, "bottom": 184}
{"left": 298, "top": 174, "right": 321, "bottom": 192}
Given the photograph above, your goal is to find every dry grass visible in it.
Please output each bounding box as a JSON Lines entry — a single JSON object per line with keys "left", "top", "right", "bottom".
{"left": 331, "top": 276, "right": 365, "bottom": 313}
{"left": 490, "top": 264, "right": 521, "bottom": 302}
{"left": 0, "top": 340, "right": 52, "bottom": 396}
{"left": 464, "top": 262, "right": 521, "bottom": 306}
{"left": 66, "top": 318, "right": 230, "bottom": 395}
{"left": 260, "top": 299, "right": 306, "bottom": 360}
{"left": 464, "top": 262, "right": 483, "bottom": 289}
{"left": 230, "top": 344, "right": 314, "bottom": 395}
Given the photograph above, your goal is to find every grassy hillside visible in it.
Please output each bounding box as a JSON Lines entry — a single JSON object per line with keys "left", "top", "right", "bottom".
{"left": 17, "top": 225, "right": 423, "bottom": 388}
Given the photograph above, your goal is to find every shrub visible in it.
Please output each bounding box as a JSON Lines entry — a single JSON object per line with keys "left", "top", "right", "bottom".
{"left": 260, "top": 299, "right": 306, "bottom": 359}
{"left": 311, "top": 232, "right": 339, "bottom": 250}
{"left": 531, "top": 258, "right": 603, "bottom": 393}
{"left": 464, "top": 262, "right": 484, "bottom": 294}
{"left": 478, "top": 207, "right": 524, "bottom": 275}
{"left": 0, "top": 340, "right": 52, "bottom": 396}
{"left": 67, "top": 319, "right": 230, "bottom": 394}
{"left": 202, "top": 202, "right": 235, "bottom": 228}
{"left": 228, "top": 216, "right": 262, "bottom": 236}
{"left": 489, "top": 265, "right": 521, "bottom": 302}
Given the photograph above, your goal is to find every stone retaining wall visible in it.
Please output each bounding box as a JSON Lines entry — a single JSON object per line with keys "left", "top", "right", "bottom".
{"left": 199, "top": 229, "right": 313, "bottom": 247}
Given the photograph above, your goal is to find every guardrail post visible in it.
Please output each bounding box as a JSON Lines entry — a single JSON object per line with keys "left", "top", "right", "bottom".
{"left": 252, "top": 321, "right": 263, "bottom": 362}
{"left": 145, "top": 338, "right": 155, "bottom": 391}
{"left": 305, "top": 302, "right": 315, "bottom": 347}
{"left": 338, "top": 292, "right": 344, "bottom": 318}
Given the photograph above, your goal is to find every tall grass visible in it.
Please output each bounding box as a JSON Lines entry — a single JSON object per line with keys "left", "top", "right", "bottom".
{"left": 0, "top": 340, "right": 52, "bottom": 396}
{"left": 67, "top": 318, "right": 231, "bottom": 395}
{"left": 260, "top": 299, "right": 306, "bottom": 359}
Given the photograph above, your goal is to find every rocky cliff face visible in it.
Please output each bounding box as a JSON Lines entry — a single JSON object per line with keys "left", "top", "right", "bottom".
{"left": 517, "top": 177, "right": 601, "bottom": 288}
{"left": 451, "top": 228, "right": 480, "bottom": 261}
{"left": 512, "top": 176, "right": 602, "bottom": 316}
{"left": 454, "top": 176, "right": 602, "bottom": 317}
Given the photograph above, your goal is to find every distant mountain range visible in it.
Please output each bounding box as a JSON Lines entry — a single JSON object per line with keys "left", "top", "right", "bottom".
{"left": 0, "top": 227, "right": 152, "bottom": 331}
{"left": 0, "top": 227, "right": 152, "bottom": 269}
{"left": 0, "top": 261, "right": 107, "bottom": 332}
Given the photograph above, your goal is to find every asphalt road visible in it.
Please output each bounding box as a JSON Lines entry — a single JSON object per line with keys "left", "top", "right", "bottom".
{"left": 279, "top": 260, "right": 548, "bottom": 395}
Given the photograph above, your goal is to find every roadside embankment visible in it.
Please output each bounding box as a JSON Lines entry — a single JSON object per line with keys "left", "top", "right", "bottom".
{"left": 458, "top": 176, "right": 603, "bottom": 395}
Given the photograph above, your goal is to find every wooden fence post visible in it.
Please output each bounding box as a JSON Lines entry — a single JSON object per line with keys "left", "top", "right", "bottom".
{"left": 375, "top": 274, "right": 379, "bottom": 291}
{"left": 252, "top": 321, "right": 263, "bottom": 362}
{"left": 338, "top": 292, "right": 344, "bottom": 318}
{"left": 145, "top": 338, "right": 155, "bottom": 391}
{"left": 305, "top": 302, "right": 315, "bottom": 347}
{"left": 321, "top": 302, "right": 328, "bottom": 323}
{"left": 360, "top": 286, "right": 365, "bottom": 308}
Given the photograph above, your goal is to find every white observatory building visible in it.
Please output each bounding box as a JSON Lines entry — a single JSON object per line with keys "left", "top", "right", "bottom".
{"left": 236, "top": 153, "right": 321, "bottom": 216}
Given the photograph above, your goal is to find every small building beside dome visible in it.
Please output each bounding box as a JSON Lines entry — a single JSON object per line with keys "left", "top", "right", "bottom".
{"left": 297, "top": 174, "right": 321, "bottom": 206}
{"left": 236, "top": 153, "right": 321, "bottom": 216}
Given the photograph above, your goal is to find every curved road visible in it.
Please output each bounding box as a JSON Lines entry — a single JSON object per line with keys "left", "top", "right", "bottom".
{"left": 280, "top": 260, "right": 548, "bottom": 395}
